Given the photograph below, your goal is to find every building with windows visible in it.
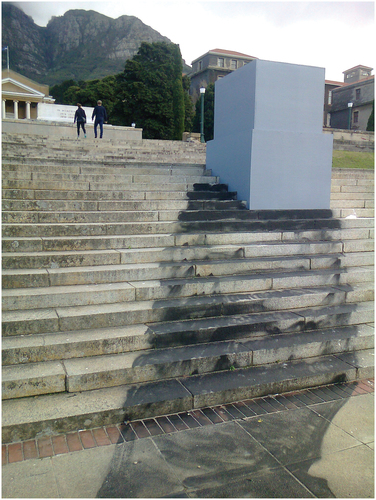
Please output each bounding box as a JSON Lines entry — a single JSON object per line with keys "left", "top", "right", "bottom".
{"left": 329, "top": 65, "right": 374, "bottom": 130}
{"left": 324, "top": 79, "right": 344, "bottom": 128}
{"left": 2, "top": 69, "right": 55, "bottom": 120}
{"left": 188, "top": 49, "right": 257, "bottom": 102}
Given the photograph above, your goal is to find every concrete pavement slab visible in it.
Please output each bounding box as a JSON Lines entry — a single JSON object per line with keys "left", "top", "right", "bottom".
{"left": 1, "top": 457, "right": 59, "bottom": 498}
{"left": 310, "top": 392, "right": 374, "bottom": 445}
{"left": 2, "top": 387, "right": 374, "bottom": 498}
{"left": 288, "top": 444, "right": 374, "bottom": 498}
{"left": 238, "top": 403, "right": 363, "bottom": 466}
{"left": 189, "top": 466, "right": 316, "bottom": 498}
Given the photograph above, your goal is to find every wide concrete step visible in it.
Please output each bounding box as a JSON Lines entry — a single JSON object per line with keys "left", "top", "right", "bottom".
{"left": 2, "top": 280, "right": 374, "bottom": 337}
{"left": 3, "top": 322, "right": 374, "bottom": 400}
{"left": 3, "top": 290, "right": 374, "bottom": 364}
{"left": 1, "top": 216, "right": 350, "bottom": 238}
{"left": 3, "top": 226, "right": 373, "bottom": 253}
{"left": 2, "top": 199, "right": 246, "bottom": 213}
{"left": 1, "top": 161, "right": 209, "bottom": 176}
{"left": 2, "top": 348, "right": 373, "bottom": 443}
{"left": 2, "top": 188, "right": 238, "bottom": 202}
{"left": 2, "top": 240, "right": 350, "bottom": 269}
{"left": 2, "top": 178, "right": 226, "bottom": 194}
{"left": 2, "top": 264, "right": 374, "bottom": 311}
{"left": 2, "top": 171, "right": 219, "bottom": 186}
{"left": 333, "top": 207, "right": 374, "bottom": 218}
{"left": 4, "top": 208, "right": 272, "bottom": 225}
{"left": 2, "top": 239, "right": 374, "bottom": 287}
{"left": 331, "top": 199, "right": 374, "bottom": 209}
{"left": 331, "top": 185, "right": 374, "bottom": 195}
{"left": 331, "top": 191, "right": 374, "bottom": 200}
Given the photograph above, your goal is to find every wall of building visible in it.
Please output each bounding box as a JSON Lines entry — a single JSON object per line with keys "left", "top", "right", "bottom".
{"left": 330, "top": 77, "right": 374, "bottom": 130}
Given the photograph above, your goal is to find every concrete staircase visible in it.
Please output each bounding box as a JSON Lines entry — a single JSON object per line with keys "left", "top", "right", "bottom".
{"left": 2, "top": 132, "right": 374, "bottom": 443}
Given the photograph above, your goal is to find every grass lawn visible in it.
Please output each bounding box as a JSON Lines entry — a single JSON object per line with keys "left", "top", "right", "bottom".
{"left": 332, "top": 150, "right": 374, "bottom": 170}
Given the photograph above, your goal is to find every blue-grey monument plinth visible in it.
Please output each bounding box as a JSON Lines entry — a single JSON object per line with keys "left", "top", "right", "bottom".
{"left": 206, "top": 59, "right": 333, "bottom": 210}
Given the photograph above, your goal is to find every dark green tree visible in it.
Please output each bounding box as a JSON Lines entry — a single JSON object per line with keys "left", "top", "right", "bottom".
{"left": 51, "top": 76, "right": 119, "bottom": 121}
{"left": 171, "top": 44, "right": 185, "bottom": 140}
{"left": 50, "top": 80, "right": 77, "bottom": 104}
{"left": 192, "top": 83, "right": 215, "bottom": 142}
{"left": 116, "top": 42, "right": 186, "bottom": 139}
{"left": 183, "top": 74, "right": 194, "bottom": 133}
{"left": 366, "top": 100, "right": 374, "bottom": 132}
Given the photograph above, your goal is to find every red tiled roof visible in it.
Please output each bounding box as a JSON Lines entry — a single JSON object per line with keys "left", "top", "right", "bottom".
{"left": 325, "top": 80, "right": 345, "bottom": 86}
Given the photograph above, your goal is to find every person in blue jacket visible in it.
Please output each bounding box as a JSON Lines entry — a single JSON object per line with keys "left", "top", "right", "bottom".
{"left": 92, "top": 100, "right": 108, "bottom": 138}
{"left": 74, "top": 103, "right": 86, "bottom": 138}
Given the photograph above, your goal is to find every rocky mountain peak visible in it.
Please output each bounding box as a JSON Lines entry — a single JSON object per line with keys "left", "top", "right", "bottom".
{"left": 2, "top": 3, "right": 183, "bottom": 85}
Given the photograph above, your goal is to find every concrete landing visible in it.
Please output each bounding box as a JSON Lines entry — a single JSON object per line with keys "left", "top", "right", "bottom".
{"left": 2, "top": 379, "right": 374, "bottom": 498}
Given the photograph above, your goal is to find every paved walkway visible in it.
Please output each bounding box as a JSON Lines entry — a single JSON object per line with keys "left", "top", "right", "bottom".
{"left": 2, "top": 379, "right": 374, "bottom": 498}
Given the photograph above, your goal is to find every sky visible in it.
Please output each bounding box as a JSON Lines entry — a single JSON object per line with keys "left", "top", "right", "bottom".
{"left": 10, "top": 0, "right": 375, "bottom": 82}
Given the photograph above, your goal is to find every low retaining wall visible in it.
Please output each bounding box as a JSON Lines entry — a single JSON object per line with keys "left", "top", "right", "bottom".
{"left": 2, "top": 119, "right": 143, "bottom": 142}
{"left": 323, "top": 128, "right": 374, "bottom": 152}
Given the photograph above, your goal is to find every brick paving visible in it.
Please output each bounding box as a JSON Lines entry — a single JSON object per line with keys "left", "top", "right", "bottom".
{"left": 2, "top": 379, "right": 374, "bottom": 466}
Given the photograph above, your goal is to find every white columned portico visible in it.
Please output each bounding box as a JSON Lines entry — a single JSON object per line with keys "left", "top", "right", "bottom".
{"left": 13, "top": 100, "right": 19, "bottom": 119}
{"left": 26, "top": 101, "right": 31, "bottom": 119}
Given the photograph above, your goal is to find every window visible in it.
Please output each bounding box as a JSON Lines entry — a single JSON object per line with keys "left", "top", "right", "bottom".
{"left": 218, "top": 58, "right": 224, "bottom": 67}
{"left": 328, "top": 90, "right": 332, "bottom": 105}
{"left": 353, "top": 111, "right": 359, "bottom": 124}
{"left": 198, "top": 61, "right": 202, "bottom": 71}
{"left": 356, "top": 88, "right": 361, "bottom": 100}
{"left": 230, "top": 59, "right": 237, "bottom": 70}
{"left": 217, "top": 75, "right": 224, "bottom": 80}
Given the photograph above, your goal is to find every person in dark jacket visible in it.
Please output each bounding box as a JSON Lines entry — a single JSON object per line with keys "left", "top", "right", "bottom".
{"left": 74, "top": 103, "right": 86, "bottom": 138}
{"left": 92, "top": 100, "right": 108, "bottom": 139}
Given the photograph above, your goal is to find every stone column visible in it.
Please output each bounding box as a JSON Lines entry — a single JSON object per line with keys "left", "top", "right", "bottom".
{"left": 13, "top": 100, "right": 19, "bottom": 120}
{"left": 2, "top": 99, "right": 6, "bottom": 119}
{"left": 26, "top": 101, "right": 31, "bottom": 119}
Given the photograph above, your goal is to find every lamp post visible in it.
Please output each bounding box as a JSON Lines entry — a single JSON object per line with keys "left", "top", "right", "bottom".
{"left": 200, "top": 87, "right": 206, "bottom": 143}
{"left": 347, "top": 102, "right": 353, "bottom": 130}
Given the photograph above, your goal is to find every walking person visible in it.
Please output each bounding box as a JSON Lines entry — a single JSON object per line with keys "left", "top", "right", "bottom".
{"left": 92, "top": 100, "right": 108, "bottom": 139}
{"left": 74, "top": 103, "right": 86, "bottom": 138}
